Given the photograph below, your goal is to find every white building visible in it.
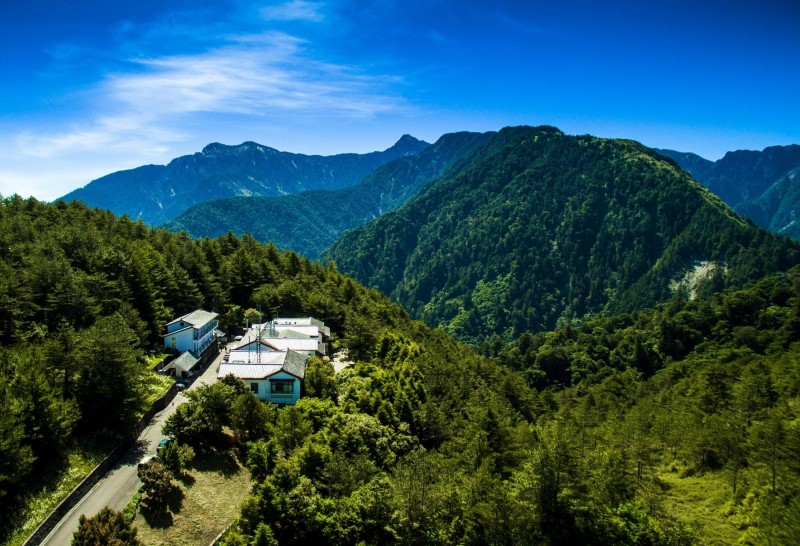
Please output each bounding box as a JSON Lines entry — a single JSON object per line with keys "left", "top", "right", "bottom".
{"left": 217, "top": 350, "right": 307, "bottom": 404}
{"left": 163, "top": 309, "right": 219, "bottom": 357}
{"left": 238, "top": 317, "right": 330, "bottom": 357}
{"left": 272, "top": 317, "right": 331, "bottom": 337}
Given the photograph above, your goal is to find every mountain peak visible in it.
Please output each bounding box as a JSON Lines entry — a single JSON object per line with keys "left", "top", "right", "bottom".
{"left": 60, "top": 135, "right": 435, "bottom": 225}
{"left": 388, "top": 134, "right": 430, "bottom": 155}
{"left": 324, "top": 129, "right": 800, "bottom": 342}
{"left": 397, "top": 134, "right": 421, "bottom": 144}
{"left": 200, "top": 141, "right": 278, "bottom": 157}
{"left": 200, "top": 142, "right": 230, "bottom": 157}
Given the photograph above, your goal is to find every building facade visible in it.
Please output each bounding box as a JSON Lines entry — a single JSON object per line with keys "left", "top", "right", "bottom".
{"left": 217, "top": 350, "right": 307, "bottom": 404}
{"left": 164, "top": 309, "right": 219, "bottom": 357}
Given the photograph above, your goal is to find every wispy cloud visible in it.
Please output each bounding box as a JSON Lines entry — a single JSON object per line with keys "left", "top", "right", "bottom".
{"left": 16, "top": 114, "right": 183, "bottom": 158}
{"left": 260, "top": 1, "right": 326, "bottom": 23}
{"left": 15, "top": 29, "right": 406, "bottom": 158}
{"left": 115, "top": 33, "right": 398, "bottom": 116}
{"left": 493, "top": 9, "right": 548, "bottom": 36}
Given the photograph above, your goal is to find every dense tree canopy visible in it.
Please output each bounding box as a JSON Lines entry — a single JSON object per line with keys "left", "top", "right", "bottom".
{"left": 72, "top": 507, "right": 142, "bottom": 546}
{"left": 213, "top": 265, "right": 800, "bottom": 546}
{"left": 2, "top": 192, "right": 800, "bottom": 545}
{"left": 323, "top": 126, "right": 800, "bottom": 343}
{"left": 0, "top": 194, "right": 411, "bottom": 540}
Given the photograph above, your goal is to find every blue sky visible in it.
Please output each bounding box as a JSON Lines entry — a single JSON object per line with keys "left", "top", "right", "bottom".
{"left": 1, "top": 0, "right": 799, "bottom": 200}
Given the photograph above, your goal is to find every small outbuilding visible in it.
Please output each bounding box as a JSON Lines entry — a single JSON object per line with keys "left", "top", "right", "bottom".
{"left": 162, "top": 351, "right": 199, "bottom": 378}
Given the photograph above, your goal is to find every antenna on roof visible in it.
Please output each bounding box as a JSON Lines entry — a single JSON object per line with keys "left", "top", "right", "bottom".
{"left": 256, "top": 304, "right": 263, "bottom": 364}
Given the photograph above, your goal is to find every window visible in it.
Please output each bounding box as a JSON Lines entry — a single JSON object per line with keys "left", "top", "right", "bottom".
{"left": 270, "top": 379, "right": 294, "bottom": 395}
{"left": 250, "top": 382, "right": 259, "bottom": 394}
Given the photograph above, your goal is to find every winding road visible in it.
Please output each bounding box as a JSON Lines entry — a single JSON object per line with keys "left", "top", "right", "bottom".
{"left": 39, "top": 347, "right": 226, "bottom": 546}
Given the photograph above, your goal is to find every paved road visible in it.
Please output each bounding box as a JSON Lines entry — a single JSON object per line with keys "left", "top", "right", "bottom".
{"left": 40, "top": 347, "right": 225, "bottom": 546}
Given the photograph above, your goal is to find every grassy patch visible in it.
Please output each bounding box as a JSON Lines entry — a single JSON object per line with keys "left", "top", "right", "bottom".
{"left": 133, "top": 447, "right": 252, "bottom": 546}
{"left": 123, "top": 491, "right": 143, "bottom": 524}
{"left": 140, "top": 353, "right": 173, "bottom": 405}
{"left": 4, "top": 444, "right": 111, "bottom": 546}
{"left": 142, "top": 369, "right": 175, "bottom": 407}
{"left": 658, "top": 463, "right": 742, "bottom": 545}
{"left": 147, "top": 353, "right": 171, "bottom": 368}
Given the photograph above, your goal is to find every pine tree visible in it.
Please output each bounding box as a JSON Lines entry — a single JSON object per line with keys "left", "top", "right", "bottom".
{"left": 72, "top": 507, "right": 142, "bottom": 546}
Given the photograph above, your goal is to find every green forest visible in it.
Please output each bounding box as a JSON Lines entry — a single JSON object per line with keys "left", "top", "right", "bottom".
{"left": 197, "top": 267, "right": 800, "bottom": 546}
{"left": 162, "top": 131, "right": 492, "bottom": 259}
{"left": 0, "top": 194, "right": 406, "bottom": 542}
{"left": 2, "top": 191, "right": 800, "bottom": 545}
{"left": 324, "top": 126, "right": 800, "bottom": 344}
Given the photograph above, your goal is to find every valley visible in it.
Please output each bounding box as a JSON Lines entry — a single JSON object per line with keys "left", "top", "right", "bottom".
{"left": 5, "top": 2, "right": 798, "bottom": 544}
{"left": 2, "top": 125, "right": 800, "bottom": 546}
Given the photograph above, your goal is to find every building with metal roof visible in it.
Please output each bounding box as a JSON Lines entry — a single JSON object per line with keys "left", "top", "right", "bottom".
{"left": 163, "top": 309, "right": 219, "bottom": 357}
{"left": 236, "top": 317, "right": 331, "bottom": 357}
{"left": 162, "top": 351, "right": 199, "bottom": 378}
{"left": 218, "top": 349, "right": 307, "bottom": 404}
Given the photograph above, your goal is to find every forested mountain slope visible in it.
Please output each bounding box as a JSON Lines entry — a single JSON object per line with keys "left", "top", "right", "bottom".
{"left": 658, "top": 145, "right": 800, "bottom": 240}
{"left": 212, "top": 255, "right": 800, "bottom": 546}
{"left": 482, "top": 265, "right": 800, "bottom": 545}
{"left": 59, "top": 135, "right": 429, "bottom": 225}
{"left": 3, "top": 197, "right": 799, "bottom": 545}
{"left": 162, "top": 131, "right": 493, "bottom": 259}
{"left": 323, "top": 126, "right": 800, "bottom": 343}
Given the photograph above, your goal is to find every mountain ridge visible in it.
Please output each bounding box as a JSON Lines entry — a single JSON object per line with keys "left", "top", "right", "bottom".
{"left": 162, "top": 131, "right": 494, "bottom": 258}
{"left": 323, "top": 125, "right": 800, "bottom": 342}
{"left": 657, "top": 144, "right": 800, "bottom": 239}
{"left": 59, "top": 135, "right": 430, "bottom": 225}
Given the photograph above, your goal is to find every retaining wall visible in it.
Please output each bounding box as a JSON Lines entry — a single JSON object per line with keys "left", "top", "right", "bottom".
{"left": 23, "top": 383, "right": 180, "bottom": 546}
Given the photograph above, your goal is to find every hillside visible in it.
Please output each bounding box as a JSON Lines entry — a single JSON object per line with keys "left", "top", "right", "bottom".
{"left": 3, "top": 198, "right": 800, "bottom": 546}
{"left": 658, "top": 145, "right": 800, "bottom": 239}
{"left": 162, "top": 131, "right": 493, "bottom": 259}
{"left": 0, "top": 195, "right": 536, "bottom": 545}
{"left": 485, "top": 264, "right": 800, "bottom": 545}
{"left": 58, "top": 135, "right": 430, "bottom": 225}
{"left": 323, "top": 126, "right": 800, "bottom": 343}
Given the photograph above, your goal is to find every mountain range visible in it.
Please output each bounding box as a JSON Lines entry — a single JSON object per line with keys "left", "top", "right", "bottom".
{"left": 59, "top": 135, "right": 430, "bottom": 225}
{"left": 323, "top": 126, "right": 800, "bottom": 342}
{"left": 657, "top": 145, "right": 800, "bottom": 239}
{"left": 161, "top": 131, "right": 493, "bottom": 259}
{"left": 59, "top": 130, "right": 800, "bottom": 249}
{"left": 14, "top": 192, "right": 800, "bottom": 545}
{"left": 14, "top": 126, "right": 800, "bottom": 545}
{"left": 58, "top": 126, "right": 800, "bottom": 343}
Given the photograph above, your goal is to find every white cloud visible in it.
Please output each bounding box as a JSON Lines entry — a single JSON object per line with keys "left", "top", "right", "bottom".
{"left": 14, "top": 31, "right": 406, "bottom": 159}
{"left": 0, "top": 166, "right": 108, "bottom": 202}
{"left": 15, "top": 114, "right": 185, "bottom": 159}
{"left": 0, "top": 171, "right": 51, "bottom": 200}
{"left": 4, "top": 3, "right": 413, "bottom": 199}
{"left": 260, "top": 1, "right": 326, "bottom": 22}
